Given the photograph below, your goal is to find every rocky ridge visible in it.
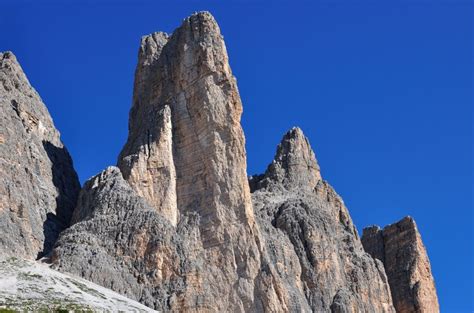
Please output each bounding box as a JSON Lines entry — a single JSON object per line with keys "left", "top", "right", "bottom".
{"left": 0, "top": 11, "right": 439, "bottom": 313}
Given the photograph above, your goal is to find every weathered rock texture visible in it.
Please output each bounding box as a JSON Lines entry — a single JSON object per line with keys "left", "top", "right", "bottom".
{"left": 46, "top": 11, "right": 438, "bottom": 313}
{"left": 50, "top": 12, "right": 397, "bottom": 312}
{"left": 55, "top": 12, "right": 281, "bottom": 312}
{"left": 117, "top": 11, "right": 270, "bottom": 310}
{"left": 362, "top": 217, "right": 440, "bottom": 313}
{"left": 53, "top": 167, "right": 205, "bottom": 310}
{"left": 251, "top": 127, "right": 395, "bottom": 312}
{"left": 0, "top": 52, "right": 80, "bottom": 259}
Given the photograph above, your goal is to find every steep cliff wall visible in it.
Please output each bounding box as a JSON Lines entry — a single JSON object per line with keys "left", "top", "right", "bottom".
{"left": 0, "top": 52, "right": 80, "bottom": 259}
{"left": 55, "top": 12, "right": 284, "bottom": 312}
{"left": 52, "top": 12, "right": 397, "bottom": 312}
{"left": 0, "top": 11, "right": 440, "bottom": 313}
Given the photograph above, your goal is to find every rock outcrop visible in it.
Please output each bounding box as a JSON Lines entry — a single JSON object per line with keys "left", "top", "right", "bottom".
{"left": 54, "top": 12, "right": 282, "bottom": 312}
{"left": 249, "top": 127, "right": 321, "bottom": 193}
{"left": 117, "top": 12, "right": 256, "bottom": 236}
{"left": 362, "top": 217, "right": 440, "bottom": 313}
{"left": 0, "top": 11, "right": 440, "bottom": 313}
{"left": 52, "top": 12, "right": 398, "bottom": 312}
{"left": 116, "top": 11, "right": 272, "bottom": 311}
{"left": 0, "top": 52, "right": 80, "bottom": 259}
{"left": 251, "top": 127, "right": 395, "bottom": 312}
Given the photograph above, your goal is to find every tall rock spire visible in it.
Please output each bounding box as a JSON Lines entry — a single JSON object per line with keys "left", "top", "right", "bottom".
{"left": 0, "top": 52, "right": 80, "bottom": 259}
{"left": 362, "top": 216, "right": 440, "bottom": 313}
{"left": 117, "top": 11, "right": 267, "bottom": 310}
{"left": 118, "top": 12, "right": 255, "bottom": 232}
{"left": 117, "top": 31, "right": 177, "bottom": 225}
{"left": 48, "top": 12, "right": 432, "bottom": 313}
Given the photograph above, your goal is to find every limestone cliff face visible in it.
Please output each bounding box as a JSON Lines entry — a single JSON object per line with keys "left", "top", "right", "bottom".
{"left": 52, "top": 12, "right": 397, "bottom": 312}
{"left": 118, "top": 11, "right": 266, "bottom": 310}
{"left": 53, "top": 167, "right": 204, "bottom": 310}
{"left": 0, "top": 11, "right": 440, "bottom": 313}
{"left": 117, "top": 32, "right": 177, "bottom": 226}
{"left": 57, "top": 12, "right": 281, "bottom": 312}
{"left": 251, "top": 128, "right": 395, "bottom": 312}
{"left": 362, "top": 217, "right": 440, "bottom": 313}
{"left": 0, "top": 52, "right": 80, "bottom": 259}
{"left": 117, "top": 12, "right": 255, "bottom": 235}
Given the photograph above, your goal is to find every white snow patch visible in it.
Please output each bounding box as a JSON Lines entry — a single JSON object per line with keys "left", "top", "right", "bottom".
{"left": 0, "top": 257, "right": 157, "bottom": 312}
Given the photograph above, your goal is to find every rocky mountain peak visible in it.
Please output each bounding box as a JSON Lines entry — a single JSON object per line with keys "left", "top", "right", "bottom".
{"left": 138, "top": 32, "right": 169, "bottom": 64}
{"left": 113, "top": 10, "right": 270, "bottom": 310}
{"left": 0, "top": 12, "right": 440, "bottom": 313}
{"left": 118, "top": 10, "right": 248, "bottom": 230}
{"left": 250, "top": 127, "right": 321, "bottom": 192}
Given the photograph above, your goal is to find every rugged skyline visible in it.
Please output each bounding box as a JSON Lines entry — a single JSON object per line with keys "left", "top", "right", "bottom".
{"left": 2, "top": 7, "right": 469, "bottom": 310}
{"left": 0, "top": 11, "right": 446, "bottom": 312}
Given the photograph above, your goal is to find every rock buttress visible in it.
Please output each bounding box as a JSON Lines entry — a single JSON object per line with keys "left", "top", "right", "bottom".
{"left": 362, "top": 217, "right": 440, "bottom": 313}
{"left": 0, "top": 52, "right": 80, "bottom": 259}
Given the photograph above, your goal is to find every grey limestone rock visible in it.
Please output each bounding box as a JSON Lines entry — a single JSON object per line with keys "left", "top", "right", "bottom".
{"left": 362, "top": 217, "right": 440, "bottom": 313}
{"left": 0, "top": 51, "right": 80, "bottom": 260}
{"left": 249, "top": 127, "right": 321, "bottom": 193}
{"left": 54, "top": 12, "right": 286, "bottom": 312}
{"left": 251, "top": 127, "right": 395, "bottom": 312}
{"left": 52, "top": 166, "right": 204, "bottom": 310}
{"left": 30, "top": 10, "right": 438, "bottom": 313}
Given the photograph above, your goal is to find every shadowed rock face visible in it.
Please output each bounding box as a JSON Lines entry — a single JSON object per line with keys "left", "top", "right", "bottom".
{"left": 362, "top": 217, "right": 440, "bottom": 313}
{"left": 251, "top": 127, "right": 395, "bottom": 313}
{"left": 0, "top": 52, "right": 80, "bottom": 259}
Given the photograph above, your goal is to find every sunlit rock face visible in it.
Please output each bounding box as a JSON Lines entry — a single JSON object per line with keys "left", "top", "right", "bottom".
{"left": 362, "top": 217, "right": 440, "bottom": 313}
{"left": 116, "top": 11, "right": 270, "bottom": 310}
{"left": 55, "top": 12, "right": 283, "bottom": 312}
{"left": 0, "top": 51, "right": 80, "bottom": 260}
{"left": 117, "top": 12, "right": 257, "bottom": 237}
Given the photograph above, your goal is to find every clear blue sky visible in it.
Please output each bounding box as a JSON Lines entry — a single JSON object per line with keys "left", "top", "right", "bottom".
{"left": 1, "top": 1, "right": 472, "bottom": 311}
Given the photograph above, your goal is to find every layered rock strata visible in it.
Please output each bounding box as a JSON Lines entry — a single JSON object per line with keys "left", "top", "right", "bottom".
{"left": 117, "top": 12, "right": 256, "bottom": 236}
{"left": 0, "top": 52, "right": 80, "bottom": 259}
{"left": 362, "top": 217, "right": 440, "bottom": 313}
